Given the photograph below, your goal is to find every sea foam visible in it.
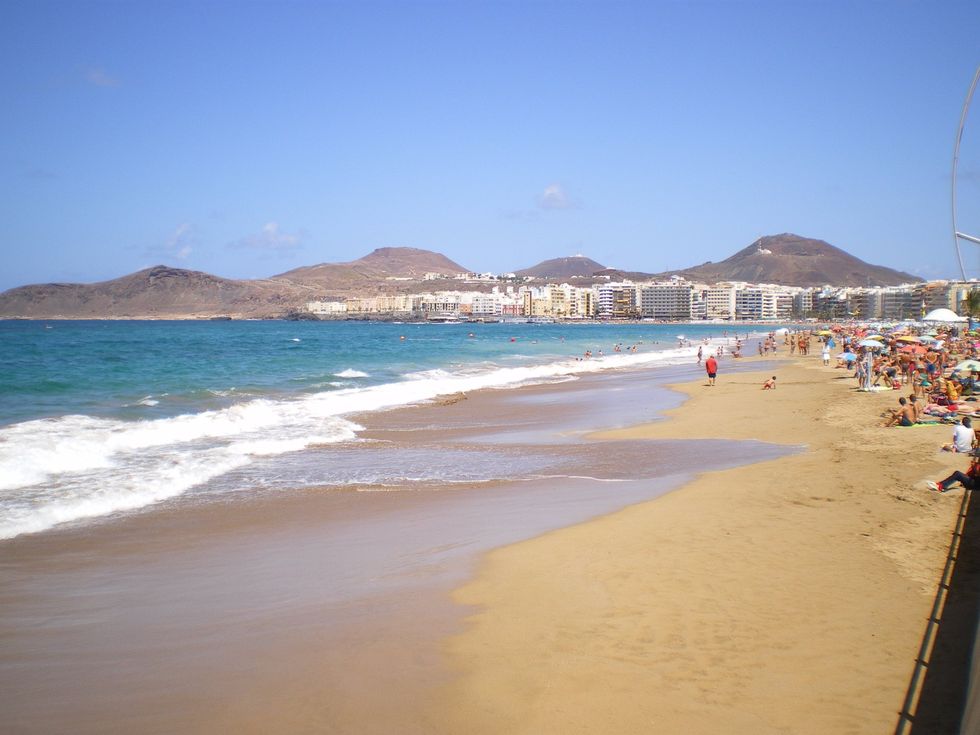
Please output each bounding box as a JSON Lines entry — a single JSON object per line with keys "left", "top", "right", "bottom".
{"left": 0, "top": 336, "right": 736, "bottom": 539}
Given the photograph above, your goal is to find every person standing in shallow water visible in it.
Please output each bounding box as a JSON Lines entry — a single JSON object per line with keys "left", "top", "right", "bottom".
{"left": 705, "top": 354, "right": 718, "bottom": 386}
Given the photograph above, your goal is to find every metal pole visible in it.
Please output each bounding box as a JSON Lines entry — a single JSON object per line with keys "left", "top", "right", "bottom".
{"left": 952, "top": 65, "right": 980, "bottom": 281}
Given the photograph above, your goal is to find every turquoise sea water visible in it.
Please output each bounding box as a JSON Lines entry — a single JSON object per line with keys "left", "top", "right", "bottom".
{"left": 0, "top": 319, "right": 761, "bottom": 539}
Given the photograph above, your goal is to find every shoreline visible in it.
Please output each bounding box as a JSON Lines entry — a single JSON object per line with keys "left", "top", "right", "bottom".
{"left": 0, "top": 356, "right": 787, "bottom": 734}
{"left": 4, "top": 346, "right": 966, "bottom": 732}
{"left": 432, "top": 354, "right": 967, "bottom": 733}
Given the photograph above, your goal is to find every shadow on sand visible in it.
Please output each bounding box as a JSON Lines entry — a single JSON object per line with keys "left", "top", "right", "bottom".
{"left": 896, "top": 486, "right": 980, "bottom": 735}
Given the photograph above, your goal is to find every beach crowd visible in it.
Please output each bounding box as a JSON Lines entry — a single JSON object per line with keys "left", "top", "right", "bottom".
{"left": 780, "top": 323, "right": 980, "bottom": 493}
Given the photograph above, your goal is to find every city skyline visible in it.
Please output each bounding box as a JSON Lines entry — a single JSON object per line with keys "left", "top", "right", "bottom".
{"left": 2, "top": 1, "right": 979, "bottom": 292}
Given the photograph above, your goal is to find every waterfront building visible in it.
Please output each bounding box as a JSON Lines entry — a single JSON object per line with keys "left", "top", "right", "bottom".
{"left": 470, "top": 293, "right": 504, "bottom": 318}
{"left": 704, "top": 284, "right": 738, "bottom": 320}
{"left": 844, "top": 289, "right": 880, "bottom": 320}
{"left": 793, "top": 289, "right": 814, "bottom": 318}
{"left": 419, "top": 292, "right": 463, "bottom": 319}
{"left": 879, "top": 287, "right": 919, "bottom": 321}
{"left": 306, "top": 273, "right": 966, "bottom": 323}
{"left": 306, "top": 300, "right": 348, "bottom": 315}
{"left": 595, "top": 283, "right": 638, "bottom": 319}
{"left": 638, "top": 281, "right": 694, "bottom": 320}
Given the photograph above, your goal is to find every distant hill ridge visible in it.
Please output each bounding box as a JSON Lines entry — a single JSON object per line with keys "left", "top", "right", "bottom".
{"left": 277, "top": 247, "right": 469, "bottom": 286}
{"left": 670, "top": 233, "right": 918, "bottom": 287}
{"left": 515, "top": 255, "right": 606, "bottom": 279}
{"left": 0, "top": 236, "right": 921, "bottom": 318}
{"left": 0, "top": 265, "right": 317, "bottom": 319}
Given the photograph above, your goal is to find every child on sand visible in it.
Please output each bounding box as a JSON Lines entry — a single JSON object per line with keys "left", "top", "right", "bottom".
{"left": 762, "top": 376, "right": 776, "bottom": 390}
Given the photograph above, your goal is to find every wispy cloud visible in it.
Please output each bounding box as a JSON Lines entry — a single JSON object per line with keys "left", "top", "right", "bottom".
{"left": 229, "top": 222, "right": 305, "bottom": 254}
{"left": 84, "top": 67, "right": 120, "bottom": 88}
{"left": 166, "top": 223, "right": 194, "bottom": 260}
{"left": 501, "top": 183, "right": 582, "bottom": 221}
{"left": 537, "top": 183, "right": 581, "bottom": 210}
{"left": 143, "top": 223, "right": 195, "bottom": 262}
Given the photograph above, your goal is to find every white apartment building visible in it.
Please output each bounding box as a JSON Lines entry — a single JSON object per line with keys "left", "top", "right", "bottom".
{"left": 734, "top": 285, "right": 796, "bottom": 320}
{"left": 308, "top": 276, "right": 969, "bottom": 322}
{"left": 563, "top": 284, "right": 595, "bottom": 318}
{"left": 793, "top": 290, "right": 813, "bottom": 317}
{"left": 690, "top": 286, "right": 708, "bottom": 320}
{"left": 469, "top": 293, "right": 504, "bottom": 317}
{"left": 704, "top": 284, "right": 738, "bottom": 320}
{"left": 306, "top": 300, "right": 348, "bottom": 315}
{"left": 735, "top": 287, "right": 764, "bottom": 320}
{"left": 419, "top": 292, "right": 463, "bottom": 318}
{"left": 595, "top": 283, "right": 638, "bottom": 318}
{"left": 638, "top": 281, "right": 693, "bottom": 320}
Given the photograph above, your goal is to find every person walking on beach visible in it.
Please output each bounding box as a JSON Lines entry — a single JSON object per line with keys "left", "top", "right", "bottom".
{"left": 705, "top": 354, "right": 718, "bottom": 387}
{"left": 697, "top": 345, "right": 703, "bottom": 364}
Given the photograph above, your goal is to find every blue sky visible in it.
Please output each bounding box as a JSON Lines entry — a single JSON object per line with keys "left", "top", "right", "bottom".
{"left": 2, "top": 0, "right": 979, "bottom": 291}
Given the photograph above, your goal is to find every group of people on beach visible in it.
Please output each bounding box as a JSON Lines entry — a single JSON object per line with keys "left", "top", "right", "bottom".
{"left": 799, "top": 323, "right": 980, "bottom": 494}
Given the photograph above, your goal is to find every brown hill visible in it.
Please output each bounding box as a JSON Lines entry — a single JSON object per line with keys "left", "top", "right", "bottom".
{"left": 0, "top": 238, "right": 922, "bottom": 319}
{"left": 515, "top": 255, "right": 607, "bottom": 279}
{"left": 0, "top": 266, "right": 316, "bottom": 319}
{"left": 0, "top": 248, "right": 470, "bottom": 319}
{"left": 277, "top": 247, "right": 469, "bottom": 287}
{"left": 671, "top": 234, "right": 920, "bottom": 287}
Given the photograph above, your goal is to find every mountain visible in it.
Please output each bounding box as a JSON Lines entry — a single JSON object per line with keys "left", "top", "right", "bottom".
{"left": 277, "top": 247, "right": 469, "bottom": 288}
{"left": 515, "top": 255, "right": 607, "bottom": 279}
{"left": 0, "top": 237, "right": 923, "bottom": 319}
{"left": 0, "top": 248, "right": 470, "bottom": 319}
{"left": 670, "top": 234, "right": 919, "bottom": 287}
{"left": 0, "top": 266, "right": 317, "bottom": 319}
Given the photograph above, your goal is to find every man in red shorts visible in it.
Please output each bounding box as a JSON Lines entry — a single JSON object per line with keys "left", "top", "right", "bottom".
{"left": 705, "top": 354, "right": 718, "bottom": 386}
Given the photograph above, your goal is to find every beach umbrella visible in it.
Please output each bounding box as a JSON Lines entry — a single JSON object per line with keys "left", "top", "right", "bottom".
{"left": 858, "top": 339, "right": 885, "bottom": 348}
{"left": 899, "top": 344, "right": 927, "bottom": 355}
{"left": 954, "top": 359, "right": 980, "bottom": 372}
{"left": 864, "top": 334, "right": 884, "bottom": 340}
{"left": 816, "top": 330, "right": 833, "bottom": 336}
{"left": 896, "top": 336, "right": 919, "bottom": 343}
{"left": 839, "top": 352, "right": 857, "bottom": 362}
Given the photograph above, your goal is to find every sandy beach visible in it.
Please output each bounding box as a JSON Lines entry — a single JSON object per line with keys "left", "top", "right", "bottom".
{"left": 0, "top": 357, "right": 786, "bottom": 734}
{"left": 2, "top": 349, "right": 975, "bottom": 734}
{"left": 434, "top": 354, "right": 971, "bottom": 733}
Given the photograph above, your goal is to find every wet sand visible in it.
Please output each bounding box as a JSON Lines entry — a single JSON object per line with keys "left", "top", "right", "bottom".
{"left": 434, "top": 355, "right": 966, "bottom": 733}
{"left": 0, "top": 358, "right": 788, "bottom": 733}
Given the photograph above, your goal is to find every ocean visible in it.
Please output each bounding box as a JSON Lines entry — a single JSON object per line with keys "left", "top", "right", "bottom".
{"left": 0, "top": 319, "right": 760, "bottom": 540}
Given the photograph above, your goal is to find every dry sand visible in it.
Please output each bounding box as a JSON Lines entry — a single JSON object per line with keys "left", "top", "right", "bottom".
{"left": 433, "top": 355, "right": 968, "bottom": 734}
